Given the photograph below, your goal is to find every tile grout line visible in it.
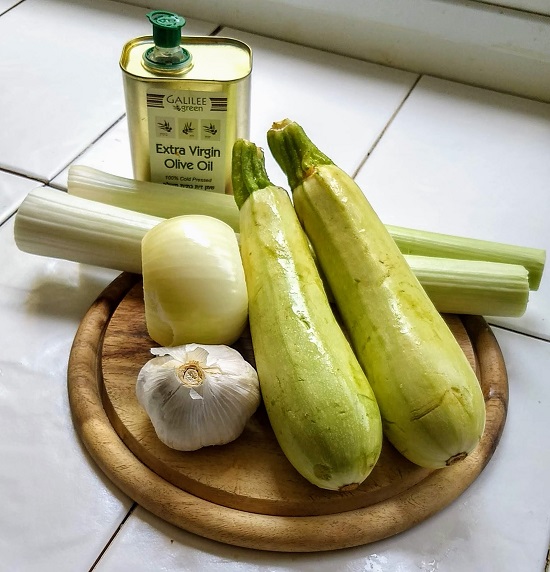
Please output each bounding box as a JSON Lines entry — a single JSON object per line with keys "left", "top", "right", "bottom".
{"left": 48, "top": 114, "right": 127, "bottom": 187}
{"left": 88, "top": 502, "right": 138, "bottom": 572}
{"left": 490, "top": 322, "right": 550, "bottom": 344}
{"left": 210, "top": 24, "right": 224, "bottom": 36}
{"left": 0, "top": 114, "right": 126, "bottom": 189}
{"left": 0, "top": 0, "right": 25, "bottom": 18}
{"left": 0, "top": 166, "right": 45, "bottom": 186}
{"left": 351, "top": 74, "right": 422, "bottom": 180}
{"left": 472, "top": 0, "right": 549, "bottom": 19}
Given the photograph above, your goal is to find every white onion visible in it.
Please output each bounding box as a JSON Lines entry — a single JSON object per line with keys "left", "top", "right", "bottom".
{"left": 141, "top": 215, "right": 248, "bottom": 346}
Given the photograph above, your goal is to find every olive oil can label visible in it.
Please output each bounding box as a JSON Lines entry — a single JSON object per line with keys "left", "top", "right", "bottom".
{"left": 146, "top": 88, "right": 227, "bottom": 192}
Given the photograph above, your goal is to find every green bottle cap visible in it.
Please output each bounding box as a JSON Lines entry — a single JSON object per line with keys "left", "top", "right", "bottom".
{"left": 147, "top": 10, "right": 185, "bottom": 48}
{"left": 143, "top": 10, "right": 192, "bottom": 72}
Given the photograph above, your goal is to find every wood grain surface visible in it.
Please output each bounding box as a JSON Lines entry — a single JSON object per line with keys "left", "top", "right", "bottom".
{"left": 68, "top": 272, "right": 508, "bottom": 552}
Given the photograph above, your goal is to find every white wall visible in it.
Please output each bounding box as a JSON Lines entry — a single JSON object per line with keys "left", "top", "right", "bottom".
{"left": 122, "top": 0, "right": 550, "bottom": 102}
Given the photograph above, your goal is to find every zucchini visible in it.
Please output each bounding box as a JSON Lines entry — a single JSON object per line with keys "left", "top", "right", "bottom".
{"left": 232, "top": 139, "right": 383, "bottom": 490}
{"left": 267, "top": 119, "right": 486, "bottom": 469}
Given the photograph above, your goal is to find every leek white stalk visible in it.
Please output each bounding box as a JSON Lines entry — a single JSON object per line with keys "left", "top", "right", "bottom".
{"left": 68, "top": 165, "right": 240, "bottom": 232}
{"left": 14, "top": 187, "right": 161, "bottom": 273}
{"left": 67, "top": 165, "right": 545, "bottom": 289}
{"left": 137, "top": 344, "right": 261, "bottom": 451}
{"left": 141, "top": 215, "right": 248, "bottom": 346}
{"left": 14, "top": 188, "right": 532, "bottom": 317}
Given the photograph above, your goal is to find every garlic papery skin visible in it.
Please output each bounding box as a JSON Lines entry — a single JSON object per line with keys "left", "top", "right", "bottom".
{"left": 136, "top": 344, "right": 261, "bottom": 451}
{"left": 141, "top": 215, "right": 248, "bottom": 347}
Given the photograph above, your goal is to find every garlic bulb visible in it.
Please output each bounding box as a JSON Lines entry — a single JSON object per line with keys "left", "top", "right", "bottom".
{"left": 136, "top": 343, "right": 261, "bottom": 451}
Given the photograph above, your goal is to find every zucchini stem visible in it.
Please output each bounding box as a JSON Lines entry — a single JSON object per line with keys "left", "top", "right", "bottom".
{"left": 268, "top": 119, "right": 332, "bottom": 190}
{"left": 231, "top": 139, "right": 273, "bottom": 209}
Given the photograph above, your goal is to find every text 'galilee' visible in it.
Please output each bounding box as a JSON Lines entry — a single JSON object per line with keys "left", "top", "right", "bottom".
{"left": 166, "top": 95, "right": 207, "bottom": 105}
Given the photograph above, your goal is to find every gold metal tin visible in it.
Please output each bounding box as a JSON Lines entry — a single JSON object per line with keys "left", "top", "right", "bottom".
{"left": 120, "top": 36, "right": 252, "bottom": 194}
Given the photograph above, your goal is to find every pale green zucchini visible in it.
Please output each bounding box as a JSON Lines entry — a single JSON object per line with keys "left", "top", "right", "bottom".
{"left": 267, "top": 120, "right": 486, "bottom": 469}
{"left": 232, "top": 139, "right": 383, "bottom": 490}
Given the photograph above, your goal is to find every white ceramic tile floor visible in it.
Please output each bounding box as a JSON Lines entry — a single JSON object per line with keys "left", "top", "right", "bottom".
{"left": 0, "top": 216, "right": 127, "bottom": 572}
{"left": 0, "top": 170, "right": 42, "bottom": 223}
{"left": 223, "top": 28, "right": 419, "bottom": 190}
{"left": 2, "top": 1, "right": 550, "bottom": 571}
{"left": 0, "top": 0, "right": 20, "bottom": 14}
{"left": 355, "top": 75, "right": 550, "bottom": 341}
{"left": 50, "top": 116, "right": 133, "bottom": 190}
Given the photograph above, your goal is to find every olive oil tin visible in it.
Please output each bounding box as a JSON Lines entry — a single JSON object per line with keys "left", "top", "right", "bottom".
{"left": 120, "top": 11, "right": 252, "bottom": 194}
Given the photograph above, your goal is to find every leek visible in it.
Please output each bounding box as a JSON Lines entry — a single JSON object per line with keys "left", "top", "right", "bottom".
{"left": 68, "top": 165, "right": 240, "bottom": 232}
{"left": 67, "top": 165, "right": 545, "bottom": 290}
{"left": 388, "top": 224, "right": 545, "bottom": 291}
{"left": 14, "top": 187, "right": 160, "bottom": 274}
{"left": 14, "top": 187, "right": 530, "bottom": 317}
{"left": 406, "top": 254, "right": 528, "bottom": 317}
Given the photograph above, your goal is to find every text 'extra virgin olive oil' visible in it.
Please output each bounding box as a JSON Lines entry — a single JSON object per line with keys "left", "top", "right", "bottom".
{"left": 120, "top": 11, "right": 252, "bottom": 194}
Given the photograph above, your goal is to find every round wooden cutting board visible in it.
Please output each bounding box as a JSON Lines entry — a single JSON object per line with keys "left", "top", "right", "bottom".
{"left": 68, "top": 272, "right": 508, "bottom": 552}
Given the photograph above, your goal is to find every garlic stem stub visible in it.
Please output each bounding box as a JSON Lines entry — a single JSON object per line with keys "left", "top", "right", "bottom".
{"left": 141, "top": 215, "right": 248, "bottom": 346}
{"left": 136, "top": 344, "right": 261, "bottom": 451}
